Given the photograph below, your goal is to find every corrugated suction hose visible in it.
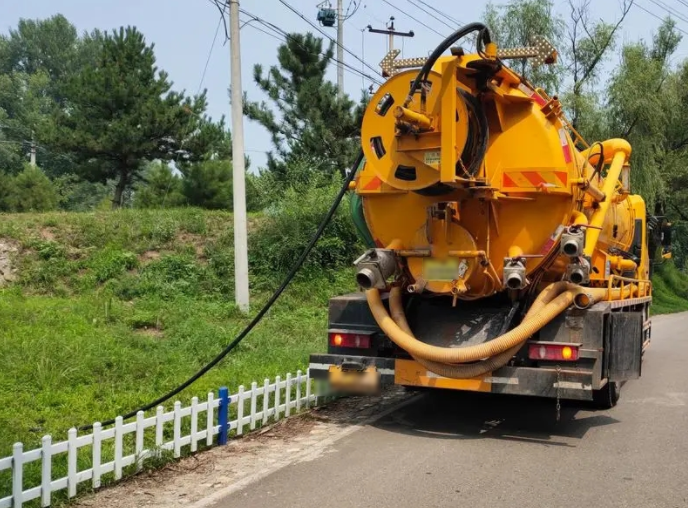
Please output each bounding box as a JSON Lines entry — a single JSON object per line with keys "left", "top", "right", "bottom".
{"left": 370, "top": 283, "right": 634, "bottom": 379}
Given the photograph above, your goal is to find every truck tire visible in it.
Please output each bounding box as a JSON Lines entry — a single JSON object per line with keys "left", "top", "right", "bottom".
{"left": 592, "top": 380, "right": 620, "bottom": 409}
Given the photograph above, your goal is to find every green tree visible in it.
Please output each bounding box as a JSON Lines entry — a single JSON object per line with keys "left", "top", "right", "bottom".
{"left": 0, "top": 171, "right": 17, "bottom": 211}
{"left": 53, "top": 174, "right": 112, "bottom": 212}
{"left": 243, "top": 33, "right": 365, "bottom": 180}
{"left": 0, "top": 16, "right": 102, "bottom": 176}
{"left": 606, "top": 19, "right": 681, "bottom": 205}
{"left": 484, "top": 0, "right": 565, "bottom": 92}
{"left": 564, "top": 0, "right": 633, "bottom": 131}
{"left": 182, "top": 160, "right": 233, "bottom": 210}
{"left": 11, "top": 164, "right": 58, "bottom": 212}
{"left": 49, "top": 26, "right": 218, "bottom": 208}
{"left": 134, "top": 162, "right": 186, "bottom": 208}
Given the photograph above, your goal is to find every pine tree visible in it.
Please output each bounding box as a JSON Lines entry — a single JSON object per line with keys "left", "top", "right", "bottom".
{"left": 243, "top": 33, "right": 365, "bottom": 179}
{"left": 49, "top": 26, "right": 223, "bottom": 208}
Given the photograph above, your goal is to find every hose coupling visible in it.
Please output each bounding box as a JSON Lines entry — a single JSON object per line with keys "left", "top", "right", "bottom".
{"left": 561, "top": 226, "right": 585, "bottom": 257}
{"left": 573, "top": 292, "right": 594, "bottom": 310}
{"left": 566, "top": 257, "right": 591, "bottom": 285}
{"left": 354, "top": 248, "right": 399, "bottom": 290}
{"left": 503, "top": 256, "right": 527, "bottom": 290}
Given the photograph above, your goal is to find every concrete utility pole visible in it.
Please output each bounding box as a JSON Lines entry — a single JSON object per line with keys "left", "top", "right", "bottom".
{"left": 30, "top": 131, "right": 36, "bottom": 167}
{"left": 336, "top": 0, "right": 344, "bottom": 96}
{"left": 229, "top": 0, "right": 250, "bottom": 313}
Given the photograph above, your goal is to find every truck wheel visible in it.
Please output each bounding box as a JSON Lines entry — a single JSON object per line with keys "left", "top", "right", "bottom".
{"left": 592, "top": 380, "right": 620, "bottom": 409}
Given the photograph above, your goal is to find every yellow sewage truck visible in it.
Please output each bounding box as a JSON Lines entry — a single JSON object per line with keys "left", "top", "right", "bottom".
{"left": 309, "top": 23, "right": 672, "bottom": 408}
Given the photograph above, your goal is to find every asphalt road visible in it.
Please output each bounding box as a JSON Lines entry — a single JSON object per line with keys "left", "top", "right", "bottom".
{"left": 212, "top": 313, "right": 688, "bottom": 508}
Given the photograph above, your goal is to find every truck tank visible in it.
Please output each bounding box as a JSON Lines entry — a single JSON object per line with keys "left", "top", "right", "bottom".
{"left": 345, "top": 24, "right": 654, "bottom": 382}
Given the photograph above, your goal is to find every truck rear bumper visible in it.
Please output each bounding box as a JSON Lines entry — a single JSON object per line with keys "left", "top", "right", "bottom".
{"left": 309, "top": 355, "right": 595, "bottom": 401}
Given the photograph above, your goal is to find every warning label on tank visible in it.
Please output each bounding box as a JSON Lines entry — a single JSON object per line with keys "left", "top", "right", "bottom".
{"left": 424, "top": 151, "right": 441, "bottom": 166}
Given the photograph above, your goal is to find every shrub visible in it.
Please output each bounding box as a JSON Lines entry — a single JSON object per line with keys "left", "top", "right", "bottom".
{"left": 182, "top": 160, "right": 263, "bottom": 212}
{"left": 54, "top": 174, "right": 112, "bottom": 212}
{"left": 182, "top": 160, "right": 233, "bottom": 210}
{"left": 10, "top": 164, "right": 59, "bottom": 212}
{"left": 249, "top": 171, "right": 360, "bottom": 277}
{"left": 134, "top": 162, "right": 186, "bottom": 209}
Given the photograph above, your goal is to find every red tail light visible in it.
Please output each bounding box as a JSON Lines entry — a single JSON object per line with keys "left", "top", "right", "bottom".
{"left": 528, "top": 342, "right": 580, "bottom": 361}
{"left": 329, "top": 331, "right": 371, "bottom": 349}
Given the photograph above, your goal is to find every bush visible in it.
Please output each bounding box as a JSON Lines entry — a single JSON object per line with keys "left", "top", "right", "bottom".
{"left": 54, "top": 174, "right": 112, "bottom": 211}
{"left": 182, "top": 160, "right": 264, "bottom": 212}
{"left": 134, "top": 162, "right": 186, "bottom": 208}
{"left": 8, "top": 164, "right": 59, "bottom": 212}
{"left": 182, "top": 160, "right": 233, "bottom": 210}
{"left": 0, "top": 172, "right": 17, "bottom": 211}
{"left": 249, "top": 171, "right": 360, "bottom": 277}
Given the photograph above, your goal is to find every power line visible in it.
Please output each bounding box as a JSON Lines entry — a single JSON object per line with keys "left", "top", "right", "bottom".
{"left": 402, "top": 0, "right": 455, "bottom": 32}
{"left": 644, "top": 0, "right": 688, "bottom": 24}
{"left": 241, "top": 7, "right": 383, "bottom": 84}
{"left": 244, "top": 18, "right": 380, "bottom": 83}
{"left": 635, "top": 2, "right": 688, "bottom": 34}
{"left": 278, "top": 0, "right": 381, "bottom": 77}
{"left": 196, "top": 15, "right": 223, "bottom": 95}
{"left": 414, "top": 0, "right": 462, "bottom": 26}
{"left": 380, "top": 0, "right": 446, "bottom": 38}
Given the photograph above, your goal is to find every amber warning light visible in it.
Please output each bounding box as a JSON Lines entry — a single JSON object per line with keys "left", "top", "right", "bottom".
{"left": 329, "top": 332, "right": 371, "bottom": 349}
{"left": 528, "top": 343, "right": 579, "bottom": 361}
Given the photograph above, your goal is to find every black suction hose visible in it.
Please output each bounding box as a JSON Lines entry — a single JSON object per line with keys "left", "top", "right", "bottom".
{"left": 79, "top": 151, "right": 364, "bottom": 431}
{"left": 404, "top": 22, "right": 491, "bottom": 107}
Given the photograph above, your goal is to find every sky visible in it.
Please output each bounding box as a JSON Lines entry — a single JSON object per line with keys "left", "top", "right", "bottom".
{"left": 3, "top": 0, "right": 688, "bottom": 170}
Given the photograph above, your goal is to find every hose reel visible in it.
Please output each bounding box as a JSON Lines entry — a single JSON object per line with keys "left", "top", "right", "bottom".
{"left": 361, "top": 69, "right": 488, "bottom": 193}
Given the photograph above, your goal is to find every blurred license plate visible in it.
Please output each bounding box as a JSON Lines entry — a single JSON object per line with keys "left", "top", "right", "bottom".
{"left": 328, "top": 366, "right": 379, "bottom": 394}
{"left": 423, "top": 258, "right": 459, "bottom": 281}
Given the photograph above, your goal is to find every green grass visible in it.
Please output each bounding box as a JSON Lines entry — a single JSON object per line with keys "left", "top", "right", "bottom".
{"left": 0, "top": 208, "right": 355, "bottom": 502}
{"left": 651, "top": 260, "right": 688, "bottom": 315}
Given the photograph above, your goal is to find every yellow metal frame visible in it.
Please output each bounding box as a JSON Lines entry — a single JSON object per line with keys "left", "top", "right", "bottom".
{"left": 606, "top": 274, "right": 652, "bottom": 301}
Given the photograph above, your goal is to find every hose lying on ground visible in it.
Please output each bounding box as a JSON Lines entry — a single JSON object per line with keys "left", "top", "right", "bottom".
{"left": 369, "top": 282, "right": 636, "bottom": 379}
{"left": 78, "top": 151, "right": 364, "bottom": 430}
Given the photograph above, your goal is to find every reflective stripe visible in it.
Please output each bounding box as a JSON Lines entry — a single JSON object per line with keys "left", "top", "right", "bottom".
{"left": 485, "top": 376, "right": 519, "bottom": 385}
{"left": 554, "top": 381, "right": 592, "bottom": 390}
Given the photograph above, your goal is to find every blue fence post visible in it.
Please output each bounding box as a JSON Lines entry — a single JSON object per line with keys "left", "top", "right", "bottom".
{"left": 217, "top": 386, "right": 229, "bottom": 446}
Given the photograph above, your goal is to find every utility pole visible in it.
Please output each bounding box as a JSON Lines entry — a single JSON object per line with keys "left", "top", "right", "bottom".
{"left": 367, "top": 18, "right": 415, "bottom": 77}
{"left": 229, "top": 0, "right": 250, "bottom": 313}
{"left": 30, "top": 131, "right": 36, "bottom": 167}
{"left": 336, "top": 0, "right": 344, "bottom": 96}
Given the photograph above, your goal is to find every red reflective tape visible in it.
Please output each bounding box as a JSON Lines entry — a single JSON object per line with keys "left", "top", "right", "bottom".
{"left": 558, "top": 128, "right": 573, "bottom": 164}
{"left": 374, "top": 238, "right": 384, "bottom": 248}
{"left": 502, "top": 173, "right": 518, "bottom": 187}
{"left": 532, "top": 93, "right": 547, "bottom": 107}
{"left": 363, "top": 175, "right": 383, "bottom": 191}
{"left": 522, "top": 171, "right": 547, "bottom": 187}
{"left": 554, "top": 171, "right": 568, "bottom": 186}
{"left": 562, "top": 145, "right": 572, "bottom": 164}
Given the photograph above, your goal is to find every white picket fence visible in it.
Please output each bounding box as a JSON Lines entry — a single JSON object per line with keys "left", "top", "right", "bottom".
{"left": 0, "top": 369, "right": 327, "bottom": 508}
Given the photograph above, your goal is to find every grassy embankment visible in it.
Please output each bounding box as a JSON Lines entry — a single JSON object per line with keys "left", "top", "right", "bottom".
{"left": 0, "top": 208, "right": 355, "bottom": 502}
{"left": 651, "top": 260, "right": 688, "bottom": 314}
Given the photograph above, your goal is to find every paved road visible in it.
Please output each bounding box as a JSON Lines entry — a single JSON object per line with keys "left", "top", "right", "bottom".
{"left": 212, "top": 313, "right": 688, "bottom": 508}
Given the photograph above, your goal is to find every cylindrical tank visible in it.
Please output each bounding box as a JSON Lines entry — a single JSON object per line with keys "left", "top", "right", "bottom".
{"left": 353, "top": 55, "right": 645, "bottom": 298}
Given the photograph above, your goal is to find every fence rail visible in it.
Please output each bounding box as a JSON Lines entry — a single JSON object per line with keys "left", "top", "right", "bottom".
{"left": 0, "top": 369, "right": 326, "bottom": 508}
